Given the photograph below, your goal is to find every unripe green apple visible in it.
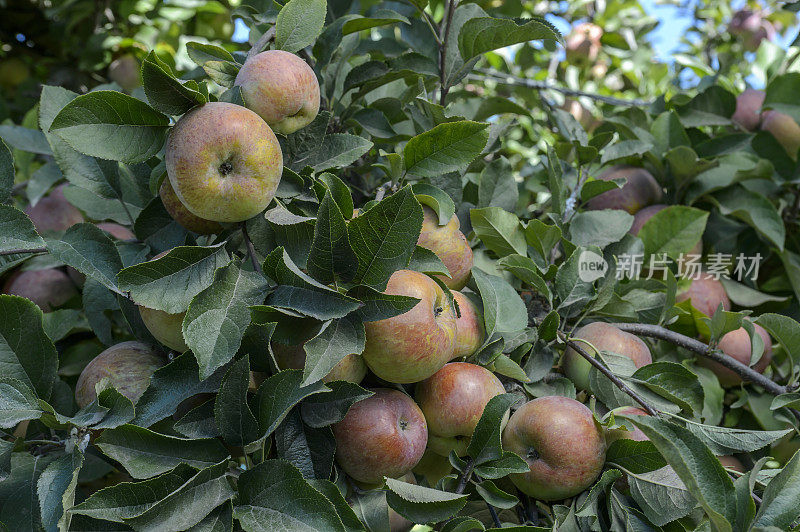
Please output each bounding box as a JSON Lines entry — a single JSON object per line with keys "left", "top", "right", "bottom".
{"left": 415, "top": 362, "right": 506, "bottom": 456}
{"left": 24, "top": 184, "right": 84, "bottom": 233}
{"left": 676, "top": 274, "right": 730, "bottom": 317}
{"left": 159, "top": 177, "right": 223, "bottom": 235}
{"left": 452, "top": 291, "right": 484, "bottom": 359}
{"left": 362, "top": 270, "right": 457, "bottom": 384}
{"left": 75, "top": 341, "right": 165, "bottom": 408}
{"left": 565, "top": 22, "right": 603, "bottom": 65}
{"left": 96, "top": 222, "right": 135, "bottom": 240}
{"left": 732, "top": 89, "right": 765, "bottom": 131}
{"left": 761, "top": 110, "right": 800, "bottom": 159}
{"left": 234, "top": 50, "right": 320, "bottom": 135}
{"left": 412, "top": 449, "right": 453, "bottom": 486}
{"left": 137, "top": 251, "right": 188, "bottom": 352}
{"left": 698, "top": 324, "right": 773, "bottom": 387}
{"left": 561, "top": 322, "right": 652, "bottom": 392}
{"left": 629, "top": 204, "right": 702, "bottom": 256}
{"left": 586, "top": 166, "right": 662, "bottom": 214}
{"left": 502, "top": 396, "right": 606, "bottom": 501}
{"left": 417, "top": 206, "right": 473, "bottom": 290}
{"left": 3, "top": 268, "right": 78, "bottom": 312}
{"left": 165, "top": 102, "right": 283, "bottom": 223}
{"left": 271, "top": 341, "right": 367, "bottom": 384}
{"left": 332, "top": 388, "right": 427, "bottom": 484}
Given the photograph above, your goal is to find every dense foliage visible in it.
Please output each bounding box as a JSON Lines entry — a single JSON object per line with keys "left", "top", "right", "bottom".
{"left": 2, "top": 0, "right": 800, "bottom": 530}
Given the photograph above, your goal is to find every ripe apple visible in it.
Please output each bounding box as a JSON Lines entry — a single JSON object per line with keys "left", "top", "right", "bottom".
{"left": 165, "top": 102, "right": 283, "bottom": 223}
{"left": 234, "top": 50, "right": 320, "bottom": 135}
{"left": 415, "top": 362, "right": 506, "bottom": 456}
{"left": 417, "top": 206, "right": 473, "bottom": 290}
{"left": 502, "top": 396, "right": 606, "bottom": 500}
{"left": 75, "top": 341, "right": 165, "bottom": 407}
{"left": 2, "top": 268, "right": 78, "bottom": 312}
{"left": 96, "top": 222, "right": 135, "bottom": 240}
{"left": 452, "top": 291, "right": 484, "bottom": 359}
{"left": 629, "top": 204, "right": 702, "bottom": 256}
{"left": 362, "top": 270, "right": 457, "bottom": 384}
{"left": 676, "top": 274, "right": 731, "bottom": 317}
{"left": 732, "top": 89, "right": 765, "bottom": 131}
{"left": 24, "top": 184, "right": 84, "bottom": 233}
{"left": 159, "top": 177, "right": 223, "bottom": 235}
{"left": 698, "top": 324, "right": 773, "bottom": 387}
{"left": 271, "top": 341, "right": 367, "bottom": 384}
{"left": 761, "top": 111, "right": 800, "bottom": 160}
{"left": 332, "top": 388, "right": 427, "bottom": 484}
{"left": 137, "top": 251, "right": 188, "bottom": 352}
{"left": 605, "top": 406, "right": 649, "bottom": 443}
{"left": 565, "top": 22, "right": 603, "bottom": 65}
{"left": 108, "top": 54, "right": 141, "bottom": 92}
{"left": 561, "top": 322, "right": 652, "bottom": 392}
{"left": 585, "top": 166, "right": 662, "bottom": 214}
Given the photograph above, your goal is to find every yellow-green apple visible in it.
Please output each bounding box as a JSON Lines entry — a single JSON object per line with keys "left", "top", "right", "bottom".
{"left": 502, "top": 396, "right": 605, "bottom": 500}
{"left": 3, "top": 269, "right": 78, "bottom": 312}
{"left": 165, "top": 102, "right": 283, "bottom": 223}
{"left": 676, "top": 274, "right": 730, "bottom": 317}
{"left": 761, "top": 110, "right": 800, "bottom": 159}
{"left": 75, "top": 341, "right": 165, "bottom": 407}
{"left": 96, "top": 222, "right": 135, "bottom": 240}
{"left": 417, "top": 206, "right": 473, "bottom": 290}
{"left": 332, "top": 388, "right": 427, "bottom": 484}
{"left": 605, "top": 406, "right": 649, "bottom": 443}
{"left": 234, "top": 50, "right": 320, "bottom": 135}
{"left": 697, "top": 324, "right": 772, "bottom": 387}
{"left": 586, "top": 166, "right": 662, "bottom": 214}
{"left": 271, "top": 341, "right": 367, "bottom": 384}
{"left": 412, "top": 449, "right": 453, "bottom": 486}
{"left": 561, "top": 322, "right": 652, "bottom": 392}
{"left": 452, "top": 291, "right": 484, "bottom": 359}
{"left": 565, "top": 22, "right": 603, "bottom": 65}
{"left": 159, "top": 177, "right": 223, "bottom": 235}
{"left": 732, "top": 89, "right": 764, "bottom": 131}
{"left": 415, "top": 362, "right": 506, "bottom": 456}
{"left": 137, "top": 251, "right": 188, "bottom": 352}
{"left": 24, "top": 184, "right": 84, "bottom": 233}
{"left": 108, "top": 54, "right": 140, "bottom": 92}
{"left": 362, "top": 270, "right": 457, "bottom": 383}
{"left": 629, "top": 204, "right": 702, "bottom": 256}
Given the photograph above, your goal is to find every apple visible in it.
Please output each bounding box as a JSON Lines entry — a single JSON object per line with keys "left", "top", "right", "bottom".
{"left": 732, "top": 89, "right": 765, "bottom": 131}
{"left": 271, "top": 341, "right": 367, "bottom": 384}
{"left": 415, "top": 362, "right": 506, "bottom": 456}
{"left": 585, "top": 166, "right": 662, "bottom": 214}
{"left": 2, "top": 268, "right": 78, "bottom": 312}
{"left": 24, "top": 184, "right": 84, "bottom": 233}
{"left": 234, "top": 50, "right": 320, "bottom": 135}
{"left": 96, "top": 222, "right": 135, "bottom": 240}
{"left": 362, "top": 269, "right": 457, "bottom": 384}
{"left": 75, "top": 341, "right": 165, "bottom": 408}
{"left": 417, "top": 206, "right": 473, "bottom": 290}
{"left": 719, "top": 455, "right": 745, "bottom": 473}
{"left": 729, "top": 9, "right": 775, "bottom": 52}
{"left": 502, "top": 396, "right": 606, "bottom": 500}
{"left": 412, "top": 449, "right": 453, "bottom": 486}
{"left": 562, "top": 99, "right": 598, "bottom": 132}
{"left": 698, "top": 324, "right": 773, "bottom": 387}
{"left": 561, "top": 322, "right": 652, "bottom": 392}
{"left": 452, "top": 291, "right": 484, "bottom": 359}
{"left": 159, "top": 177, "right": 223, "bottom": 235}
{"left": 332, "top": 388, "right": 427, "bottom": 484}
{"left": 165, "top": 102, "right": 283, "bottom": 223}
{"left": 605, "top": 406, "right": 649, "bottom": 443}
{"left": 761, "top": 110, "right": 800, "bottom": 160}
{"left": 676, "top": 274, "right": 731, "bottom": 317}
{"left": 137, "top": 251, "right": 188, "bottom": 352}
{"left": 629, "top": 204, "right": 702, "bottom": 256}
{"left": 108, "top": 54, "right": 141, "bottom": 92}
{"left": 565, "top": 22, "right": 603, "bottom": 65}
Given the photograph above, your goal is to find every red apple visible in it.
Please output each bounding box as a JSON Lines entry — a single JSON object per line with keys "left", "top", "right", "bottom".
{"left": 271, "top": 341, "right": 367, "bottom": 384}
{"left": 585, "top": 166, "right": 662, "bottom": 214}
{"left": 452, "top": 291, "right": 484, "bottom": 359}
{"left": 24, "top": 184, "right": 83, "bottom": 233}
{"left": 676, "top": 274, "right": 731, "bottom": 317}
{"left": 159, "top": 174, "right": 223, "bottom": 235}
{"left": 698, "top": 324, "right": 773, "bottom": 387}
{"left": 96, "top": 222, "right": 135, "bottom": 240}
{"left": 732, "top": 89, "right": 765, "bottom": 131}
{"left": 2, "top": 268, "right": 78, "bottom": 312}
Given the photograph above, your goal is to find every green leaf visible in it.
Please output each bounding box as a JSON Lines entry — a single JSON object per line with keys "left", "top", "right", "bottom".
{"left": 0, "top": 453, "right": 57, "bottom": 531}
{"left": 496, "top": 254, "right": 551, "bottom": 302}
{"left": 47, "top": 223, "right": 124, "bottom": 294}
{"left": 470, "top": 207, "right": 526, "bottom": 257}
{"left": 292, "top": 134, "right": 373, "bottom": 172}
{"left": 471, "top": 268, "right": 527, "bottom": 338}
{"left": 408, "top": 245, "right": 451, "bottom": 276}
{"left": 301, "top": 381, "right": 373, "bottom": 428}
{"left": 627, "top": 466, "right": 697, "bottom": 526}
{"left": 478, "top": 157, "right": 518, "bottom": 212}
{"left": 203, "top": 61, "right": 240, "bottom": 88}
{"left": 651, "top": 110, "right": 690, "bottom": 155}
{"left": 404, "top": 121, "right": 489, "bottom": 178}
{"left": 342, "top": 10, "right": 410, "bottom": 35}
{"left": 0, "top": 139, "right": 13, "bottom": 202}
{"left": 632, "top": 362, "right": 704, "bottom": 416}
{"left": 384, "top": 478, "right": 468, "bottom": 524}
{"left": 306, "top": 479, "right": 365, "bottom": 532}
{"left": 214, "top": 355, "right": 260, "bottom": 447}
{"left": 302, "top": 314, "right": 365, "bottom": 386}
{"left": 412, "top": 183, "right": 456, "bottom": 224}
{"left": 605, "top": 439, "right": 667, "bottom": 474}
{"left": 763, "top": 72, "right": 800, "bottom": 123}
{"left": 525, "top": 219, "right": 562, "bottom": 263}
{"left": 671, "top": 415, "right": 793, "bottom": 455}
{"left": 569, "top": 210, "right": 633, "bottom": 248}
{"left": 467, "top": 393, "right": 518, "bottom": 465}
{"left": 0, "top": 295, "right": 58, "bottom": 399}
{"left": 756, "top": 313, "right": 800, "bottom": 370}
{"left": 186, "top": 42, "right": 235, "bottom": 66}
{"left": 117, "top": 244, "right": 229, "bottom": 314}
{"left": 0, "top": 377, "right": 42, "bottom": 428}
{"left": 600, "top": 140, "right": 654, "bottom": 165}
{"left": 141, "top": 51, "right": 205, "bottom": 115}
{"left": 348, "top": 186, "right": 423, "bottom": 289}
{"left": 314, "top": 172, "right": 354, "bottom": 219}
{"left": 473, "top": 480, "right": 518, "bottom": 509}
{"left": 307, "top": 191, "right": 358, "bottom": 284}
{"left": 37, "top": 450, "right": 83, "bottom": 532}
{"left": 275, "top": 409, "right": 335, "bottom": 480}
{"left": 95, "top": 424, "right": 230, "bottom": 479}
{"left": 49, "top": 91, "right": 170, "bottom": 164}
{"left": 183, "top": 262, "right": 269, "bottom": 379}
{"left": 709, "top": 186, "right": 785, "bottom": 251}
{"left": 275, "top": 0, "right": 327, "bottom": 53}
{"left": 347, "top": 285, "right": 420, "bottom": 322}
{"left": 754, "top": 449, "right": 800, "bottom": 529}
{"left": 0, "top": 205, "right": 45, "bottom": 254}
{"left": 458, "top": 16, "right": 561, "bottom": 61}
{"left": 638, "top": 206, "right": 708, "bottom": 258}
{"left": 255, "top": 369, "right": 330, "bottom": 440}
{"left": 234, "top": 459, "right": 345, "bottom": 531}
{"left": 0, "top": 125, "right": 52, "bottom": 155}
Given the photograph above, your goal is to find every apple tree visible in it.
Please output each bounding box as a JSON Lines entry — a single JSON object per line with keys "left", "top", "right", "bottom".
{"left": 1, "top": 0, "right": 800, "bottom": 530}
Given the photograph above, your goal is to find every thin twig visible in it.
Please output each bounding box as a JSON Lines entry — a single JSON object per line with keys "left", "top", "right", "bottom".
{"left": 475, "top": 69, "right": 652, "bottom": 107}
{"left": 438, "top": 0, "right": 457, "bottom": 106}
{"left": 557, "top": 330, "right": 660, "bottom": 417}
{"left": 247, "top": 26, "right": 276, "bottom": 61}
{"left": 455, "top": 457, "right": 474, "bottom": 494}
{"left": 563, "top": 165, "right": 587, "bottom": 223}
{"left": 0, "top": 247, "right": 48, "bottom": 257}
{"left": 486, "top": 502, "right": 501, "bottom": 527}
{"left": 241, "top": 223, "right": 263, "bottom": 275}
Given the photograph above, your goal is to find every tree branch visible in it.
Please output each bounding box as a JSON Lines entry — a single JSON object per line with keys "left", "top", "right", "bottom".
{"left": 247, "top": 26, "right": 276, "bottom": 61}
{"left": 241, "top": 223, "right": 263, "bottom": 275}
{"left": 563, "top": 165, "right": 587, "bottom": 223}
{"left": 455, "top": 457, "right": 474, "bottom": 494}
{"left": 438, "top": 0, "right": 457, "bottom": 106}
{"left": 0, "top": 247, "right": 48, "bottom": 257}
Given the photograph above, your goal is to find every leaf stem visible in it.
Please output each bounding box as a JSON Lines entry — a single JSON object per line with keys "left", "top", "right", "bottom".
{"left": 0, "top": 247, "right": 48, "bottom": 256}
{"left": 241, "top": 223, "right": 263, "bottom": 275}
